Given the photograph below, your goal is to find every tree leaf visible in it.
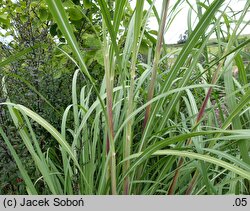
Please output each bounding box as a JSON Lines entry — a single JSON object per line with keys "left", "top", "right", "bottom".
{"left": 83, "top": 0, "right": 92, "bottom": 9}
{"left": 38, "top": 8, "right": 48, "bottom": 22}
{"left": 68, "top": 7, "right": 83, "bottom": 21}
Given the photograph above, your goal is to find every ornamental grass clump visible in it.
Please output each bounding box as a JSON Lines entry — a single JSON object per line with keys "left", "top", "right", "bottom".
{"left": 0, "top": 0, "right": 250, "bottom": 194}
